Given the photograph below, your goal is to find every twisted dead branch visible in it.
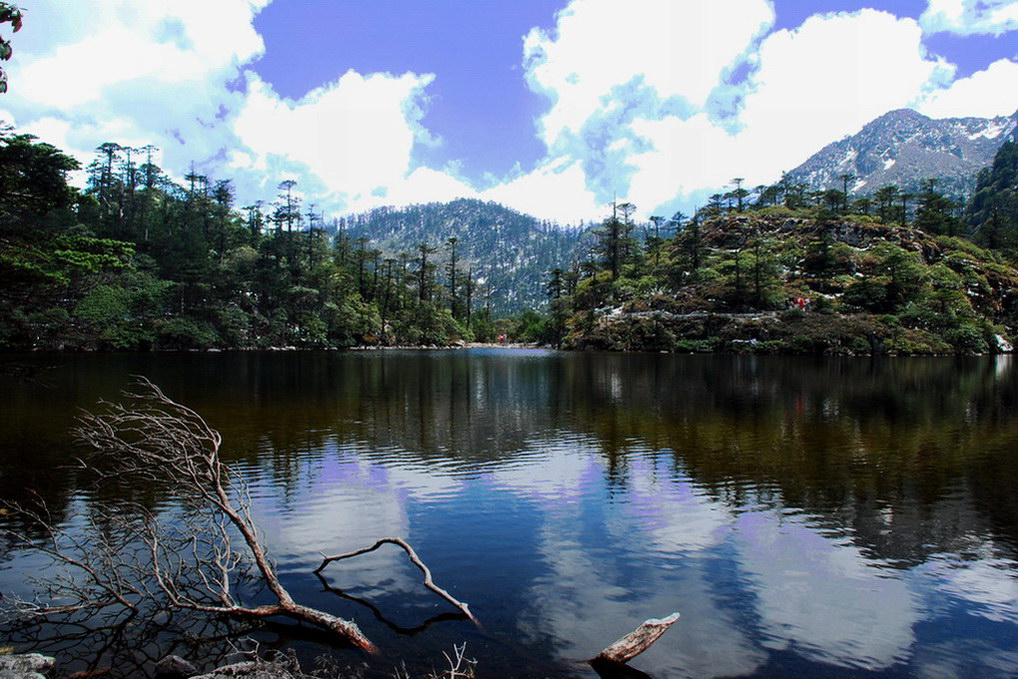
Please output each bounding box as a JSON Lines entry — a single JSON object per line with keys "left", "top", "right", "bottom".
{"left": 1, "top": 377, "right": 377, "bottom": 654}
{"left": 316, "top": 537, "right": 478, "bottom": 626}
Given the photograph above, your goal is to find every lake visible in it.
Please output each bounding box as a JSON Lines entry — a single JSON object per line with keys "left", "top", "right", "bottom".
{"left": 2, "top": 349, "right": 1018, "bottom": 678}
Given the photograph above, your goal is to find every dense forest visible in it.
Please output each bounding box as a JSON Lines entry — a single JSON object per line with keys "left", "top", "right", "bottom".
{"left": 344, "top": 199, "right": 585, "bottom": 315}
{"left": 0, "top": 129, "right": 508, "bottom": 351}
{"left": 1, "top": 118, "right": 1016, "bottom": 354}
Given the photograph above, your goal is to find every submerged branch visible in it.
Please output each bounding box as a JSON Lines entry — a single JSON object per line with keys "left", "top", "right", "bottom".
{"left": 316, "top": 537, "right": 479, "bottom": 626}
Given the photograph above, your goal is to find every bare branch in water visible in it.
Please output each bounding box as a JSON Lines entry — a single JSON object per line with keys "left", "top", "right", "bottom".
{"left": 2, "top": 377, "right": 377, "bottom": 654}
{"left": 317, "top": 537, "right": 479, "bottom": 626}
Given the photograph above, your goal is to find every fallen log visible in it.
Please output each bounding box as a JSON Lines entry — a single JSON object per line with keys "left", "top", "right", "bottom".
{"left": 315, "top": 537, "right": 479, "bottom": 626}
{"left": 592, "top": 612, "right": 680, "bottom": 665}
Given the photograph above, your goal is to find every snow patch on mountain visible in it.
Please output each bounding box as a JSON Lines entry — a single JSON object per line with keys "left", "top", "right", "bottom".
{"left": 787, "top": 108, "right": 1018, "bottom": 198}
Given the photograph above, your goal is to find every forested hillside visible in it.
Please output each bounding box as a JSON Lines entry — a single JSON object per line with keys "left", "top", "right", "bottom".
{"left": 0, "top": 130, "right": 495, "bottom": 350}
{"left": 344, "top": 199, "right": 586, "bottom": 314}
{"left": 968, "top": 139, "right": 1018, "bottom": 248}
{"left": 528, "top": 142, "right": 1018, "bottom": 355}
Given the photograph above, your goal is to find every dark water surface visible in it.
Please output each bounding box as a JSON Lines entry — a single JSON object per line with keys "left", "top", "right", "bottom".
{"left": 2, "top": 350, "right": 1018, "bottom": 677}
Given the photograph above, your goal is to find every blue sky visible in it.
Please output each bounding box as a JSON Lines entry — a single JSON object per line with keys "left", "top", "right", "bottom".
{"left": 2, "top": 0, "right": 1016, "bottom": 223}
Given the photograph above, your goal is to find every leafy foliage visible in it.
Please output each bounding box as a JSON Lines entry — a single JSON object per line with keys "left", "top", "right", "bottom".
{"left": 0, "top": 2, "right": 23, "bottom": 93}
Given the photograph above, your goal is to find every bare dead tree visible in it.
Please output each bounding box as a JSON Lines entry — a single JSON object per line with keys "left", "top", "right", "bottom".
{"left": 1, "top": 378, "right": 377, "bottom": 654}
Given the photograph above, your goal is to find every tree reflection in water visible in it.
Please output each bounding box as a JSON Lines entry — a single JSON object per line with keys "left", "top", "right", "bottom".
{"left": 1, "top": 350, "right": 1016, "bottom": 678}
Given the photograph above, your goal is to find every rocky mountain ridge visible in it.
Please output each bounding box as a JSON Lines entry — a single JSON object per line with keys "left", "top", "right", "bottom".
{"left": 787, "top": 108, "right": 1018, "bottom": 198}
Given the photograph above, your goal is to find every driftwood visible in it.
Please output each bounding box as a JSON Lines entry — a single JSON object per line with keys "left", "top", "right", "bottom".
{"left": 316, "top": 537, "right": 479, "bottom": 626}
{"left": 590, "top": 612, "right": 680, "bottom": 674}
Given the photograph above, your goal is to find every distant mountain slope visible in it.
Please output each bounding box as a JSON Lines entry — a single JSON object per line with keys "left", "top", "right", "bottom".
{"left": 344, "top": 198, "right": 586, "bottom": 314}
{"left": 787, "top": 108, "right": 1018, "bottom": 198}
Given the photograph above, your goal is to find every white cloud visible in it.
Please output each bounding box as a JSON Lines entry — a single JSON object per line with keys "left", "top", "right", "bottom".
{"left": 229, "top": 70, "right": 435, "bottom": 208}
{"left": 917, "top": 58, "right": 1018, "bottom": 118}
{"left": 729, "top": 11, "right": 952, "bottom": 183}
{"left": 381, "top": 166, "right": 478, "bottom": 208}
{"left": 0, "top": 0, "right": 265, "bottom": 189}
{"left": 0, "top": 0, "right": 446, "bottom": 218}
{"left": 523, "top": 0, "right": 775, "bottom": 149}
{"left": 1, "top": 0, "right": 1015, "bottom": 226}
{"left": 626, "top": 113, "right": 738, "bottom": 209}
{"left": 511, "top": 0, "right": 776, "bottom": 217}
{"left": 19, "top": 29, "right": 211, "bottom": 109}
{"left": 618, "top": 10, "right": 952, "bottom": 215}
{"left": 920, "top": 0, "right": 1018, "bottom": 36}
{"left": 481, "top": 158, "right": 603, "bottom": 224}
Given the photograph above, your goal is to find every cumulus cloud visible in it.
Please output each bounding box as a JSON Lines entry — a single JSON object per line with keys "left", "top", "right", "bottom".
{"left": 1, "top": 0, "right": 452, "bottom": 217}
{"left": 518, "top": 0, "right": 775, "bottom": 216}
{"left": 917, "top": 58, "right": 1018, "bottom": 118}
{"left": 920, "top": 0, "right": 1018, "bottom": 36}
{"left": 520, "top": 5, "right": 955, "bottom": 218}
{"left": 481, "top": 158, "right": 602, "bottom": 224}
{"left": 523, "top": 0, "right": 775, "bottom": 149}
{"left": 1, "top": 0, "right": 267, "bottom": 187}
{"left": 228, "top": 70, "right": 437, "bottom": 209}
{"left": 1, "top": 0, "right": 1015, "bottom": 225}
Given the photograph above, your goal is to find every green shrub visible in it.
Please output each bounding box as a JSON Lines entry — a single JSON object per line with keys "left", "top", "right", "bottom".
{"left": 673, "top": 338, "right": 714, "bottom": 353}
{"left": 156, "top": 317, "right": 220, "bottom": 350}
{"left": 943, "top": 324, "right": 989, "bottom": 353}
{"left": 884, "top": 329, "right": 952, "bottom": 355}
{"left": 843, "top": 279, "right": 888, "bottom": 312}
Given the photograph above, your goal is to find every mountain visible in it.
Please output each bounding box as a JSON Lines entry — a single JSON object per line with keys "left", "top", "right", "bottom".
{"left": 343, "top": 198, "right": 586, "bottom": 315}
{"left": 787, "top": 108, "right": 1018, "bottom": 198}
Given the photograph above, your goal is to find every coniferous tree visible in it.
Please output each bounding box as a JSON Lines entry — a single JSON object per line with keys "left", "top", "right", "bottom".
{"left": 914, "top": 179, "right": 962, "bottom": 236}
{"left": 968, "top": 140, "right": 1017, "bottom": 249}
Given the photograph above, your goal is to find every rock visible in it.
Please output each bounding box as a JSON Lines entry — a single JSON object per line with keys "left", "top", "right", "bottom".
{"left": 0, "top": 653, "right": 55, "bottom": 678}
{"left": 154, "top": 655, "right": 198, "bottom": 679}
{"left": 188, "top": 660, "right": 306, "bottom": 678}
